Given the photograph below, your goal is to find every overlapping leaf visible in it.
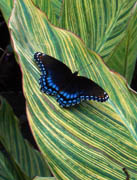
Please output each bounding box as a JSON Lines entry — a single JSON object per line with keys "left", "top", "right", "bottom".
{"left": 0, "top": 0, "right": 62, "bottom": 24}
{"left": 106, "top": 8, "right": 137, "bottom": 84}
{"left": 59, "top": 0, "right": 137, "bottom": 83}
{"left": 0, "top": 96, "right": 51, "bottom": 179}
{"left": 7, "top": 0, "right": 137, "bottom": 179}
{"left": 60, "top": 1, "right": 136, "bottom": 56}
{"left": 0, "top": 151, "right": 29, "bottom": 180}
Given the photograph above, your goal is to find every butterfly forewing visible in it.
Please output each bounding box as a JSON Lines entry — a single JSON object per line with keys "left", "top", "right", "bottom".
{"left": 34, "top": 52, "right": 73, "bottom": 95}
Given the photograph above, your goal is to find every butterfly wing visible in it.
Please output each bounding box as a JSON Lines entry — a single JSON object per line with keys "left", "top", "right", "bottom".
{"left": 34, "top": 52, "right": 73, "bottom": 95}
{"left": 34, "top": 52, "right": 109, "bottom": 108}
{"left": 56, "top": 76, "right": 109, "bottom": 107}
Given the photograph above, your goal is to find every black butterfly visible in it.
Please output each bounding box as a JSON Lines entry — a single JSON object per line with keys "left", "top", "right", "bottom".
{"left": 34, "top": 52, "right": 109, "bottom": 107}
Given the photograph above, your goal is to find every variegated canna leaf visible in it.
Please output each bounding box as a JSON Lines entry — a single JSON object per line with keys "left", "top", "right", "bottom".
{"left": 1, "top": 0, "right": 137, "bottom": 179}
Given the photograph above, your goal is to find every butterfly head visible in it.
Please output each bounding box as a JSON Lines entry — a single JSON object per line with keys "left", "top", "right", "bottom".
{"left": 73, "top": 71, "right": 78, "bottom": 76}
{"left": 34, "top": 52, "right": 45, "bottom": 62}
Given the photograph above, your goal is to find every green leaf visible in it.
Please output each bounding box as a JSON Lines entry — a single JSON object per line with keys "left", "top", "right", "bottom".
{"left": 33, "top": 0, "right": 63, "bottom": 24}
{"left": 50, "top": 0, "right": 63, "bottom": 20}
{"left": 32, "top": 0, "right": 56, "bottom": 25}
{"left": 0, "top": 151, "right": 30, "bottom": 180}
{"left": 0, "top": 96, "right": 51, "bottom": 178}
{"left": 0, "top": 0, "right": 63, "bottom": 24}
{"left": 60, "top": 0, "right": 137, "bottom": 83}
{"left": 8, "top": 0, "right": 137, "bottom": 179}
{"left": 60, "top": 0, "right": 137, "bottom": 56}
{"left": 106, "top": 8, "right": 137, "bottom": 84}
{"left": 29, "top": 0, "right": 63, "bottom": 26}
{"left": 0, "top": 0, "right": 13, "bottom": 22}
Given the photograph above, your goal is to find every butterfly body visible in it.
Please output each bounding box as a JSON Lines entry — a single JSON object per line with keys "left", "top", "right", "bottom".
{"left": 34, "top": 52, "right": 109, "bottom": 107}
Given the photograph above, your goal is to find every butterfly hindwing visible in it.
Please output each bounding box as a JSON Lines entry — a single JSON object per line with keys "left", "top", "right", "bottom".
{"left": 34, "top": 52, "right": 109, "bottom": 107}
{"left": 56, "top": 76, "right": 109, "bottom": 107}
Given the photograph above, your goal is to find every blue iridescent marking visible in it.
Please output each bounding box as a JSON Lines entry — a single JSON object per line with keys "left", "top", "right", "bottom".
{"left": 40, "top": 67, "right": 45, "bottom": 71}
{"left": 86, "top": 96, "right": 90, "bottom": 100}
{"left": 47, "top": 79, "right": 52, "bottom": 83}
{"left": 52, "top": 84, "right": 56, "bottom": 89}
{"left": 92, "top": 96, "right": 96, "bottom": 100}
{"left": 42, "top": 78, "right": 46, "bottom": 81}
{"left": 60, "top": 91, "right": 64, "bottom": 95}
{"left": 66, "top": 104, "right": 71, "bottom": 107}
{"left": 41, "top": 75, "right": 46, "bottom": 78}
{"left": 76, "top": 98, "right": 81, "bottom": 104}
{"left": 41, "top": 64, "right": 44, "bottom": 67}
{"left": 41, "top": 86, "right": 47, "bottom": 92}
{"left": 63, "top": 92, "right": 67, "bottom": 97}
{"left": 39, "top": 79, "right": 42, "bottom": 83}
{"left": 46, "top": 89, "right": 52, "bottom": 94}
{"left": 72, "top": 99, "right": 77, "bottom": 103}
{"left": 42, "top": 81, "right": 46, "bottom": 86}
{"left": 80, "top": 96, "right": 85, "bottom": 100}
{"left": 66, "top": 94, "right": 70, "bottom": 99}
{"left": 48, "top": 82, "right": 53, "bottom": 86}
{"left": 55, "top": 86, "right": 59, "bottom": 91}
{"left": 47, "top": 77, "right": 51, "bottom": 80}
{"left": 68, "top": 100, "right": 72, "bottom": 104}
{"left": 38, "top": 61, "right": 42, "bottom": 64}
{"left": 51, "top": 91, "right": 57, "bottom": 95}
{"left": 94, "top": 96, "right": 98, "bottom": 100}
{"left": 73, "top": 93, "right": 78, "bottom": 98}
{"left": 42, "top": 71, "right": 47, "bottom": 75}
{"left": 43, "top": 86, "right": 48, "bottom": 90}
{"left": 56, "top": 94, "right": 60, "bottom": 98}
{"left": 90, "top": 96, "right": 93, "bottom": 99}
{"left": 72, "top": 102, "right": 76, "bottom": 106}
{"left": 70, "top": 94, "right": 74, "bottom": 99}
{"left": 60, "top": 98, "right": 63, "bottom": 101}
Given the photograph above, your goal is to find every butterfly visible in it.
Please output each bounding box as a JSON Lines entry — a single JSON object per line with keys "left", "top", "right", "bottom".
{"left": 34, "top": 52, "right": 109, "bottom": 107}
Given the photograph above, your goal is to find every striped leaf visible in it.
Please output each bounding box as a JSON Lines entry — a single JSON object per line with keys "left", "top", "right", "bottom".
{"left": 0, "top": 0, "right": 62, "bottom": 23}
{"left": 50, "top": 0, "right": 63, "bottom": 20}
{"left": 0, "top": 0, "right": 13, "bottom": 22}
{"left": 0, "top": 96, "right": 51, "bottom": 178}
{"left": 106, "top": 8, "right": 137, "bottom": 84}
{"left": 8, "top": 0, "right": 137, "bottom": 179}
{"left": 33, "top": 0, "right": 56, "bottom": 25}
{"left": 0, "top": 151, "right": 30, "bottom": 180}
{"left": 33, "top": 0, "right": 63, "bottom": 23}
{"left": 60, "top": 0, "right": 136, "bottom": 57}
{"left": 60, "top": 0, "right": 137, "bottom": 83}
